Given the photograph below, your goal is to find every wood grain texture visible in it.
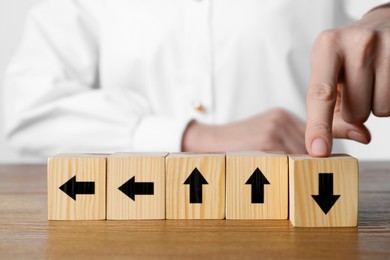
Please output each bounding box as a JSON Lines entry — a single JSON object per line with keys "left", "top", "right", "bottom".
{"left": 166, "top": 153, "right": 225, "bottom": 219}
{"left": 289, "top": 154, "right": 358, "bottom": 227}
{"left": 0, "top": 162, "right": 389, "bottom": 258}
{"left": 226, "top": 152, "right": 288, "bottom": 219}
{"left": 107, "top": 152, "right": 167, "bottom": 220}
{"left": 47, "top": 154, "right": 106, "bottom": 220}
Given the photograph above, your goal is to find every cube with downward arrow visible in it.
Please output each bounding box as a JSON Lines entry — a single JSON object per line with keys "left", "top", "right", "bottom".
{"left": 107, "top": 153, "right": 167, "bottom": 220}
{"left": 289, "top": 154, "right": 358, "bottom": 227}
{"left": 47, "top": 154, "right": 107, "bottom": 220}
{"left": 166, "top": 153, "right": 225, "bottom": 219}
{"left": 226, "top": 152, "right": 288, "bottom": 219}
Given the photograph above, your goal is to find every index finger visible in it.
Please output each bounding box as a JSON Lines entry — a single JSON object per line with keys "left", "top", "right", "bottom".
{"left": 305, "top": 30, "right": 343, "bottom": 157}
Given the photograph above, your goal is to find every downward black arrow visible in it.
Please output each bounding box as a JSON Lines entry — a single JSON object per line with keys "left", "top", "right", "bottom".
{"left": 245, "top": 167, "right": 270, "bottom": 203}
{"left": 184, "top": 167, "right": 208, "bottom": 204}
{"left": 59, "top": 176, "right": 95, "bottom": 201}
{"left": 312, "top": 173, "right": 340, "bottom": 214}
{"left": 118, "top": 176, "right": 154, "bottom": 201}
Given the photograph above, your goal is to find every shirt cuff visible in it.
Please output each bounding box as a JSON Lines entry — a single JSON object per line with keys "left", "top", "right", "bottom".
{"left": 132, "top": 116, "right": 194, "bottom": 152}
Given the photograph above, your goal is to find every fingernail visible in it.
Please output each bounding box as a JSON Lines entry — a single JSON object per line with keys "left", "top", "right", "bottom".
{"left": 347, "top": 130, "right": 369, "bottom": 144}
{"left": 311, "top": 138, "right": 328, "bottom": 157}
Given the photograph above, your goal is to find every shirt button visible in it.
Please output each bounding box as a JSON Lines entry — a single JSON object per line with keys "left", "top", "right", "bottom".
{"left": 192, "top": 101, "right": 205, "bottom": 113}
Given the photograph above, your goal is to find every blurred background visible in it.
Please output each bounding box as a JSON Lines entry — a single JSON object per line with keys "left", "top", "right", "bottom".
{"left": 0, "top": 0, "right": 389, "bottom": 163}
{"left": 0, "top": 0, "right": 42, "bottom": 163}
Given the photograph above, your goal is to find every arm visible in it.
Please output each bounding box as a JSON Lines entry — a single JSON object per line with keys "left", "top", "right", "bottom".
{"left": 183, "top": 108, "right": 307, "bottom": 154}
{"left": 305, "top": 3, "right": 390, "bottom": 157}
{"left": 3, "top": 0, "right": 191, "bottom": 157}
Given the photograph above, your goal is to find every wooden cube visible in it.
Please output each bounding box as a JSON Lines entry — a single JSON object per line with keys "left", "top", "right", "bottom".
{"left": 107, "top": 152, "right": 167, "bottom": 220}
{"left": 166, "top": 153, "right": 225, "bottom": 219}
{"left": 226, "top": 152, "right": 288, "bottom": 219}
{"left": 47, "top": 154, "right": 106, "bottom": 220}
{"left": 289, "top": 154, "right": 358, "bottom": 227}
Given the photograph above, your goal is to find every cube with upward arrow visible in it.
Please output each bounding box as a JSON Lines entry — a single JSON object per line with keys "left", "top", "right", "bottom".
{"left": 166, "top": 153, "right": 225, "bottom": 219}
{"left": 289, "top": 154, "right": 358, "bottom": 227}
{"left": 106, "top": 153, "right": 167, "bottom": 220}
{"left": 47, "top": 154, "right": 107, "bottom": 220}
{"left": 226, "top": 152, "right": 288, "bottom": 219}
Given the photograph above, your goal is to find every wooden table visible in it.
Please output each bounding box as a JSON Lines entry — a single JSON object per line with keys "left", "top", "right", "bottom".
{"left": 0, "top": 162, "right": 389, "bottom": 259}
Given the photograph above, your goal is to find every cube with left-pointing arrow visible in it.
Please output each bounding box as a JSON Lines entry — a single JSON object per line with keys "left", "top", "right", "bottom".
{"left": 48, "top": 154, "right": 107, "bottom": 220}
{"left": 107, "top": 152, "right": 167, "bottom": 220}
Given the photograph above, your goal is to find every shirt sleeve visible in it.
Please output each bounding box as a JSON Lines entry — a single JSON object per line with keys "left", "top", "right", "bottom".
{"left": 2, "top": 0, "right": 193, "bottom": 158}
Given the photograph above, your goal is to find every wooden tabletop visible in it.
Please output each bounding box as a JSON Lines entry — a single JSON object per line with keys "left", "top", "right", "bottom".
{"left": 0, "top": 162, "right": 389, "bottom": 259}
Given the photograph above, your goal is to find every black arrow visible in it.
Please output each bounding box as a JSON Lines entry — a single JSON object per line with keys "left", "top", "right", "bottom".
{"left": 59, "top": 175, "right": 95, "bottom": 201}
{"left": 183, "top": 167, "right": 208, "bottom": 204}
{"left": 312, "top": 173, "right": 340, "bottom": 214}
{"left": 245, "top": 167, "right": 270, "bottom": 203}
{"left": 118, "top": 176, "right": 154, "bottom": 201}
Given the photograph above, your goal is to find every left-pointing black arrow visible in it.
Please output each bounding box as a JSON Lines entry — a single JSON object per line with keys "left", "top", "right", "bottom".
{"left": 118, "top": 176, "right": 154, "bottom": 201}
{"left": 59, "top": 176, "right": 95, "bottom": 201}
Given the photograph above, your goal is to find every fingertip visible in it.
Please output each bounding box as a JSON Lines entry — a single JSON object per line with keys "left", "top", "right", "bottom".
{"left": 347, "top": 130, "right": 371, "bottom": 144}
{"left": 309, "top": 138, "right": 331, "bottom": 157}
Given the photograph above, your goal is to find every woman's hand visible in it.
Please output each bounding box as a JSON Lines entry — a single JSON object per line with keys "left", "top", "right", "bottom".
{"left": 183, "top": 108, "right": 306, "bottom": 154}
{"left": 306, "top": 5, "right": 390, "bottom": 157}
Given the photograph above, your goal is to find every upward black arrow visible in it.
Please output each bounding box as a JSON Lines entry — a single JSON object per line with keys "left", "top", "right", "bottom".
{"left": 183, "top": 167, "right": 208, "bottom": 204}
{"left": 118, "top": 176, "right": 154, "bottom": 201}
{"left": 245, "top": 167, "right": 270, "bottom": 203}
{"left": 59, "top": 176, "right": 95, "bottom": 201}
{"left": 312, "top": 173, "right": 340, "bottom": 214}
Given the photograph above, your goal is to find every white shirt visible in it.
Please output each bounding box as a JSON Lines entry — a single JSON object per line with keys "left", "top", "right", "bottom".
{"left": 3, "top": 0, "right": 384, "bottom": 157}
